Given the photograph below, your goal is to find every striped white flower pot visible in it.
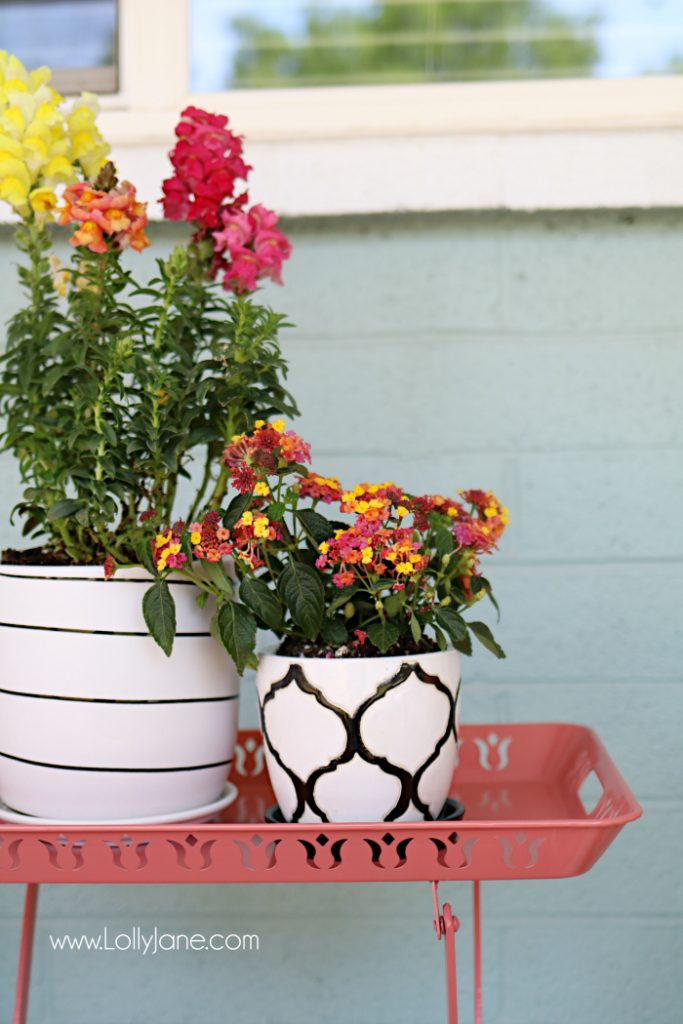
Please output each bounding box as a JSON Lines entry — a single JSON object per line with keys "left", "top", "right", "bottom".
{"left": 256, "top": 649, "right": 461, "bottom": 823}
{"left": 0, "top": 565, "right": 240, "bottom": 820}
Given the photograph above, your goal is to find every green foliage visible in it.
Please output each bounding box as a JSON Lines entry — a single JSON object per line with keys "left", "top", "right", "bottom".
{"left": 239, "top": 575, "right": 284, "bottom": 631}
{"left": 230, "top": 1, "right": 599, "bottom": 89}
{"left": 217, "top": 600, "right": 258, "bottom": 674}
{"left": 0, "top": 224, "right": 297, "bottom": 565}
{"left": 468, "top": 620, "right": 506, "bottom": 659}
{"left": 142, "top": 580, "right": 177, "bottom": 657}
{"left": 278, "top": 562, "right": 325, "bottom": 641}
{"left": 367, "top": 619, "right": 400, "bottom": 654}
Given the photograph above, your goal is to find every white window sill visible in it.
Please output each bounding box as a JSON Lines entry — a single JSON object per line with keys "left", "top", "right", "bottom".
{"left": 73, "top": 77, "right": 683, "bottom": 218}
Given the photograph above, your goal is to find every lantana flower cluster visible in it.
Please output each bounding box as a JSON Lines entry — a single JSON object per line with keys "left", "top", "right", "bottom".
{"left": 147, "top": 423, "right": 508, "bottom": 665}
{"left": 223, "top": 418, "right": 311, "bottom": 493}
{"left": 0, "top": 52, "right": 108, "bottom": 218}
{"left": 161, "top": 105, "right": 291, "bottom": 293}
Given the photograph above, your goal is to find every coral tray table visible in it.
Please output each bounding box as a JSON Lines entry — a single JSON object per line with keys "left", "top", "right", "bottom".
{"left": 0, "top": 723, "right": 641, "bottom": 1024}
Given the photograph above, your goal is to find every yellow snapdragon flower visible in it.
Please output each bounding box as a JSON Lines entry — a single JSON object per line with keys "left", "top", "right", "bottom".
{"left": 0, "top": 51, "right": 109, "bottom": 217}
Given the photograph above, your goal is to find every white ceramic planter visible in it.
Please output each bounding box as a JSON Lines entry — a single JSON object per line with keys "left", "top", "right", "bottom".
{"left": 256, "top": 649, "right": 461, "bottom": 823}
{"left": 0, "top": 565, "right": 240, "bottom": 820}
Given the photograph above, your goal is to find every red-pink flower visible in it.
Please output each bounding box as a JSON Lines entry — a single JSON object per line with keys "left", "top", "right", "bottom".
{"left": 161, "top": 106, "right": 292, "bottom": 293}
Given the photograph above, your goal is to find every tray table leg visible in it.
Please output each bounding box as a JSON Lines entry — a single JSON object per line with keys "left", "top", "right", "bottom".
{"left": 473, "top": 881, "right": 482, "bottom": 1024}
{"left": 432, "top": 881, "right": 460, "bottom": 1024}
{"left": 13, "top": 883, "right": 39, "bottom": 1024}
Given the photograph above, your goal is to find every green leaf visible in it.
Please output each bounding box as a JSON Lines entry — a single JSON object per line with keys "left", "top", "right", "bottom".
{"left": 296, "top": 508, "right": 334, "bottom": 545}
{"left": 195, "top": 590, "right": 209, "bottom": 610}
{"left": 268, "top": 501, "right": 286, "bottom": 522}
{"left": 222, "top": 491, "right": 252, "bottom": 531}
{"left": 383, "top": 592, "right": 402, "bottom": 618}
{"left": 472, "top": 576, "right": 501, "bottom": 621}
{"left": 278, "top": 562, "right": 324, "bottom": 641}
{"left": 433, "top": 625, "right": 448, "bottom": 652}
{"left": 409, "top": 612, "right": 422, "bottom": 645}
{"left": 135, "top": 537, "right": 156, "bottom": 576}
{"left": 217, "top": 601, "right": 258, "bottom": 675}
{"left": 239, "top": 576, "right": 283, "bottom": 631}
{"left": 41, "top": 364, "right": 71, "bottom": 395}
{"left": 433, "top": 526, "right": 454, "bottom": 557}
{"left": 201, "top": 560, "right": 234, "bottom": 595}
{"left": 320, "top": 617, "right": 348, "bottom": 647}
{"left": 434, "top": 607, "right": 468, "bottom": 645}
{"left": 47, "top": 498, "right": 83, "bottom": 522}
{"left": 327, "top": 583, "right": 360, "bottom": 614}
{"left": 468, "top": 621, "right": 506, "bottom": 659}
{"left": 142, "top": 581, "right": 177, "bottom": 657}
{"left": 367, "top": 619, "right": 400, "bottom": 654}
{"left": 452, "top": 632, "right": 473, "bottom": 657}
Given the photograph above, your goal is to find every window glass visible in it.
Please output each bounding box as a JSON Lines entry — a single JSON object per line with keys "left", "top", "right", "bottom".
{"left": 190, "top": 0, "right": 683, "bottom": 91}
{"left": 0, "top": 0, "right": 118, "bottom": 93}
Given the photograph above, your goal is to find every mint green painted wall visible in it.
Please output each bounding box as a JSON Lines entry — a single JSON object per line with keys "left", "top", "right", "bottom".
{"left": 0, "top": 210, "right": 681, "bottom": 1023}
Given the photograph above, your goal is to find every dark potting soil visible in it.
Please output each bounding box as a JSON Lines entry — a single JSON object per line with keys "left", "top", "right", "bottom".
{"left": 277, "top": 636, "right": 440, "bottom": 659}
{"left": 1, "top": 546, "right": 82, "bottom": 566}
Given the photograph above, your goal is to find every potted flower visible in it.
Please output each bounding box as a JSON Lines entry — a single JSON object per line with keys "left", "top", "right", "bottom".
{"left": 146, "top": 422, "right": 508, "bottom": 823}
{"left": 0, "top": 53, "right": 295, "bottom": 821}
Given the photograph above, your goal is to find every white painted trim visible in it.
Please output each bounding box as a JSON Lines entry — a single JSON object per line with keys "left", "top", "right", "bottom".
{"left": 107, "top": 129, "right": 683, "bottom": 218}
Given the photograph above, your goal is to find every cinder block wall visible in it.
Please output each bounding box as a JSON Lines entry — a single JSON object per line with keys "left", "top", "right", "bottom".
{"left": 0, "top": 210, "right": 681, "bottom": 1023}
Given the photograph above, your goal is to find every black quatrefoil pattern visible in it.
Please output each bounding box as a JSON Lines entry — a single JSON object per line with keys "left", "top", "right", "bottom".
{"left": 259, "top": 662, "right": 460, "bottom": 823}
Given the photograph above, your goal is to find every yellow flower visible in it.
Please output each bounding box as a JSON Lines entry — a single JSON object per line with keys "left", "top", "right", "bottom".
{"left": 0, "top": 54, "right": 109, "bottom": 218}
{"left": 190, "top": 531, "right": 202, "bottom": 546}
{"left": 361, "top": 546, "right": 373, "bottom": 565}
{"left": 254, "top": 420, "right": 265, "bottom": 429}
{"left": 254, "top": 481, "right": 270, "bottom": 497}
{"left": 271, "top": 418, "right": 285, "bottom": 433}
{"left": 29, "top": 184, "right": 57, "bottom": 219}
{"left": 396, "top": 561, "right": 415, "bottom": 575}
{"left": 157, "top": 554, "right": 168, "bottom": 572}
{"left": 318, "top": 541, "right": 329, "bottom": 554}
{"left": 240, "top": 511, "right": 254, "bottom": 526}
{"left": 396, "top": 505, "right": 409, "bottom": 518}
{"left": 155, "top": 531, "right": 172, "bottom": 549}
{"left": 447, "top": 507, "right": 458, "bottom": 517}
{"left": 44, "top": 154, "right": 75, "bottom": 183}
{"left": 253, "top": 516, "right": 270, "bottom": 538}
{"left": 168, "top": 543, "right": 181, "bottom": 556}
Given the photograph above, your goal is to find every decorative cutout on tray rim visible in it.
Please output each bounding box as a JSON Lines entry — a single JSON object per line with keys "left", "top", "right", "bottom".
{"left": 234, "top": 735, "right": 266, "bottom": 778}
{"left": 473, "top": 732, "right": 512, "bottom": 771}
{"left": 497, "top": 832, "right": 545, "bottom": 870}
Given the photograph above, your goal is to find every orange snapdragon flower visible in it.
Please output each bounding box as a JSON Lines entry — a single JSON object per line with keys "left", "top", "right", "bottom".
{"left": 59, "top": 172, "right": 150, "bottom": 254}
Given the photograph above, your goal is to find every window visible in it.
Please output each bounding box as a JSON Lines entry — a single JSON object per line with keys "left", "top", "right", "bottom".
{"left": 1, "top": 0, "right": 682, "bottom": 216}
{"left": 0, "top": 0, "right": 118, "bottom": 93}
{"left": 189, "top": 0, "right": 683, "bottom": 92}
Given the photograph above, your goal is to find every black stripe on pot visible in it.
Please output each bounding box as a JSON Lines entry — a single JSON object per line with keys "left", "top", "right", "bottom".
{"left": 0, "top": 686, "right": 239, "bottom": 705}
{"left": 260, "top": 662, "right": 458, "bottom": 823}
{"left": 0, "top": 571, "right": 195, "bottom": 585}
{"left": 0, "top": 751, "right": 233, "bottom": 773}
{"left": 0, "top": 623, "right": 210, "bottom": 638}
